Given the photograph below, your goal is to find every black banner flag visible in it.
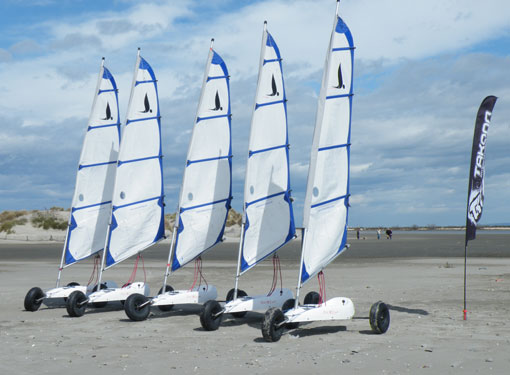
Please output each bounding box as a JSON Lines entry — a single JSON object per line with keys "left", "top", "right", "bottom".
{"left": 465, "top": 95, "right": 497, "bottom": 245}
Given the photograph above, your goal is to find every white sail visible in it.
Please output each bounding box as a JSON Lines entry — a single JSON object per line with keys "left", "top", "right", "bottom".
{"left": 64, "top": 62, "right": 120, "bottom": 266}
{"left": 105, "top": 53, "right": 165, "bottom": 268}
{"left": 300, "top": 12, "right": 354, "bottom": 284}
{"left": 171, "top": 47, "right": 232, "bottom": 271}
{"left": 240, "top": 26, "right": 295, "bottom": 273}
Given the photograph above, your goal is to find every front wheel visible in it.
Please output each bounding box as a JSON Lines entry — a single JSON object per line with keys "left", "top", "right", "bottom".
{"left": 369, "top": 301, "right": 390, "bottom": 334}
{"left": 261, "top": 308, "right": 285, "bottom": 342}
{"left": 66, "top": 291, "right": 87, "bottom": 317}
{"left": 24, "top": 287, "right": 44, "bottom": 311}
{"left": 225, "top": 288, "right": 247, "bottom": 318}
{"left": 304, "top": 291, "right": 320, "bottom": 305}
{"left": 200, "top": 300, "right": 223, "bottom": 331}
{"left": 66, "top": 282, "right": 80, "bottom": 287}
{"left": 124, "top": 293, "right": 151, "bottom": 321}
{"left": 157, "top": 285, "right": 174, "bottom": 312}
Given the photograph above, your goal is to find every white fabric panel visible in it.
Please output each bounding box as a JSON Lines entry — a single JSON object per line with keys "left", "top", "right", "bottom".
{"left": 113, "top": 159, "right": 162, "bottom": 206}
{"left": 309, "top": 147, "right": 348, "bottom": 207}
{"left": 174, "top": 203, "right": 228, "bottom": 267}
{"left": 72, "top": 164, "right": 116, "bottom": 208}
{"left": 197, "top": 77, "right": 228, "bottom": 118}
{"left": 187, "top": 117, "right": 230, "bottom": 161}
{"left": 127, "top": 73, "right": 158, "bottom": 123}
{"left": 80, "top": 127, "right": 119, "bottom": 166}
{"left": 67, "top": 203, "right": 111, "bottom": 260}
{"left": 325, "top": 49, "right": 352, "bottom": 98}
{"left": 90, "top": 90, "right": 117, "bottom": 126}
{"left": 303, "top": 198, "right": 347, "bottom": 278}
{"left": 107, "top": 199, "right": 161, "bottom": 265}
{"left": 118, "top": 118, "right": 160, "bottom": 161}
{"left": 245, "top": 148, "right": 288, "bottom": 204}
{"left": 256, "top": 60, "right": 283, "bottom": 106}
{"left": 318, "top": 97, "right": 350, "bottom": 148}
{"left": 242, "top": 194, "right": 290, "bottom": 269}
{"left": 208, "top": 62, "right": 225, "bottom": 78}
{"left": 180, "top": 158, "right": 230, "bottom": 208}
{"left": 249, "top": 104, "right": 286, "bottom": 151}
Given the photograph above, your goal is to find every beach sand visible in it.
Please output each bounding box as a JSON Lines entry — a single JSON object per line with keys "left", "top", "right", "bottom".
{"left": 1, "top": 234, "right": 509, "bottom": 374}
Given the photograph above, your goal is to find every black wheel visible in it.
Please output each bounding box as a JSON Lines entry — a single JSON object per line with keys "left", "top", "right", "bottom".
{"left": 91, "top": 283, "right": 108, "bottom": 308}
{"left": 225, "top": 288, "right": 247, "bottom": 318}
{"left": 66, "top": 291, "right": 87, "bottom": 317}
{"left": 261, "top": 308, "right": 285, "bottom": 342}
{"left": 282, "top": 299, "right": 299, "bottom": 329}
{"left": 369, "top": 301, "right": 390, "bottom": 334}
{"left": 66, "top": 282, "right": 80, "bottom": 287}
{"left": 200, "top": 300, "right": 223, "bottom": 331}
{"left": 157, "top": 285, "right": 174, "bottom": 312}
{"left": 24, "top": 287, "right": 44, "bottom": 311}
{"left": 304, "top": 291, "right": 320, "bottom": 305}
{"left": 124, "top": 293, "right": 150, "bottom": 321}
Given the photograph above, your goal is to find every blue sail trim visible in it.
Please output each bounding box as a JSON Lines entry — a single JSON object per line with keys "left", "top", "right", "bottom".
{"left": 112, "top": 195, "right": 161, "bottom": 211}
{"left": 326, "top": 93, "right": 352, "bottom": 100}
{"left": 335, "top": 16, "right": 354, "bottom": 47}
{"left": 311, "top": 194, "right": 349, "bottom": 209}
{"left": 135, "top": 79, "right": 157, "bottom": 86}
{"left": 196, "top": 113, "right": 229, "bottom": 123}
{"left": 126, "top": 115, "right": 160, "bottom": 125}
{"left": 207, "top": 75, "right": 228, "bottom": 82}
{"left": 180, "top": 198, "right": 230, "bottom": 213}
{"left": 249, "top": 144, "right": 287, "bottom": 157}
{"left": 88, "top": 123, "right": 120, "bottom": 131}
{"left": 332, "top": 47, "right": 355, "bottom": 52}
{"left": 263, "top": 58, "right": 281, "bottom": 65}
{"left": 317, "top": 143, "right": 350, "bottom": 152}
{"left": 245, "top": 190, "right": 286, "bottom": 208}
{"left": 64, "top": 215, "right": 78, "bottom": 265}
{"left": 171, "top": 216, "right": 186, "bottom": 271}
{"left": 117, "top": 155, "right": 160, "bottom": 166}
{"left": 98, "top": 89, "right": 117, "bottom": 94}
{"left": 71, "top": 200, "right": 112, "bottom": 213}
{"left": 187, "top": 155, "right": 230, "bottom": 166}
{"left": 79, "top": 160, "right": 116, "bottom": 170}
{"left": 255, "top": 99, "right": 285, "bottom": 110}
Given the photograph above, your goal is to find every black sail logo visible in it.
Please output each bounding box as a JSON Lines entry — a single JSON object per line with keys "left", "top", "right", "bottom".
{"left": 211, "top": 90, "right": 223, "bottom": 111}
{"left": 335, "top": 63, "right": 345, "bottom": 89}
{"left": 140, "top": 93, "right": 152, "bottom": 113}
{"left": 268, "top": 74, "right": 279, "bottom": 96}
{"left": 102, "top": 102, "right": 113, "bottom": 120}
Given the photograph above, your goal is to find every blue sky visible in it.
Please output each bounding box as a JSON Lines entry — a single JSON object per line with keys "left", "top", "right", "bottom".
{"left": 1, "top": 0, "right": 510, "bottom": 227}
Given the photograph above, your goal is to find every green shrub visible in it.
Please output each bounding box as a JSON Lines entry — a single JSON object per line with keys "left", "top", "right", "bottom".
{"left": 31, "top": 211, "right": 67, "bottom": 230}
{"left": 0, "top": 211, "right": 28, "bottom": 234}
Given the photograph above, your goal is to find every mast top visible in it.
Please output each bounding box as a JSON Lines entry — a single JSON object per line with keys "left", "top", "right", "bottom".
{"left": 210, "top": 38, "right": 214, "bottom": 50}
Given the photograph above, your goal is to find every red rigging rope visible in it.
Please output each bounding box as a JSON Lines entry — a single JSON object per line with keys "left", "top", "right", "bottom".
{"left": 189, "top": 257, "right": 208, "bottom": 291}
{"left": 267, "top": 254, "right": 283, "bottom": 296}
{"left": 123, "top": 254, "right": 146, "bottom": 287}
{"left": 87, "top": 254, "right": 101, "bottom": 287}
{"left": 318, "top": 271, "right": 326, "bottom": 305}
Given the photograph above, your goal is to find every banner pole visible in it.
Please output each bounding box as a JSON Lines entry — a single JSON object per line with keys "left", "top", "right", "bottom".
{"left": 463, "top": 243, "right": 467, "bottom": 320}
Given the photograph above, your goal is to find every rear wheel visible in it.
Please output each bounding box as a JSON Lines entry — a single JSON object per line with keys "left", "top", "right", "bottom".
{"left": 124, "top": 293, "right": 151, "bottom": 321}
{"left": 281, "top": 299, "right": 299, "bottom": 329}
{"left": 24, "top": 287, "right": 44, "bottom": 311}
{"left": 369, "top": 301, "right": 390, "bottom": 334}
{"left": 157, "top": 285, "right": 174, "bottom": 312}
{"left": 304, "top": 291, "right": 320, "bottom": 305}
{"left": 226, "top": 288, "right": 247, "bottom": 318}
{"left": 91, "top": 283, "right": 108, "bottom": 308}
{"left": 66, "top": 291, "right": 87, "bottom": 317}
{"left": 200, "top": 300, "right": 223, "bottom": 331}
{"left": 261, "top": 308, "right": 285, "bottom": 342}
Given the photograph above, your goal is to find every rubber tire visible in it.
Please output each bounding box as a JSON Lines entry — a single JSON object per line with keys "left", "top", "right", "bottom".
{"left": 91, "top": 283, "right": 108, "bottom": 308}
{"left": 261, "top": 308, "right": 285, "bottom": 342}
{"left": 225, "top": 288, "right": 248, "bottom": 318}
{"left": 66, "top": 291, "right": 87, "bottom": 317}
{"left": 124, "top": 293, "right": 150, "bottom": 321}
{"left": 157, "top": 285, "right": 174, "bottom": 312}
{"left": 200, "top": 300, "right": 223, "bottom": 331}
{"left": 24, "top": 287, "right": 44, "bottom": 311}
{"left": 304, "top": 291, "right": 320, "bottom": 305}
{"left": 66, "top": 282, "right": 80, "bottom": 287}
{"left": 369, "top": 301, "right": 390, "bottom": 334}
{"left": 281, "top": 299, "right": 299, "bottom": 329}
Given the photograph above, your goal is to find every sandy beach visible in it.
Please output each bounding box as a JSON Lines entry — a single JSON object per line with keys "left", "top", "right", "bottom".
{"left": 1, "top": 232, "right": 509, "bottom": 374}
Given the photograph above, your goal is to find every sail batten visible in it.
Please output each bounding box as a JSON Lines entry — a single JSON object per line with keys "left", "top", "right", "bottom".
{"left": 171, "top": 47, "right": 232, "bottom": 272}
{"left": 64, "top": 62, "right": 120, "bottom": 266}
{"left": 300, "top": 12, "right": 354, "bottom": 285}
{"left": 239, "top": 26, "right": 295, "bottom": 274}
{"left": 104, "top": 54, "right": 165, "bottom": 269}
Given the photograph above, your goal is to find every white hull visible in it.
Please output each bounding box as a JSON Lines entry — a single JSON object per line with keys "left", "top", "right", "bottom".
{"left": 151, "top": 285, "right": 217, "bottom": 306}
{"left": 285, "top": 297, "right": 354, "bottom": 323}
{"left": 42, "top": 285, "right": 89, "bottom": 307}
{"left": 224, "top": 288, "right": 293, "bottom": 314}
{"left": 88, "top": 282, "right": 149, "bottom": 303}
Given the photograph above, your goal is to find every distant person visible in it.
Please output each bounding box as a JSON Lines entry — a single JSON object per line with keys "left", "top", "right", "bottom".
{"left": 386, "top": 229, "right": 392, "bottom": 240}
{"left": 356, "top": 228, "right": 360, "bottom": 240}
{"left": 377, "top": 229, "right": 381, "bottom": 240}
